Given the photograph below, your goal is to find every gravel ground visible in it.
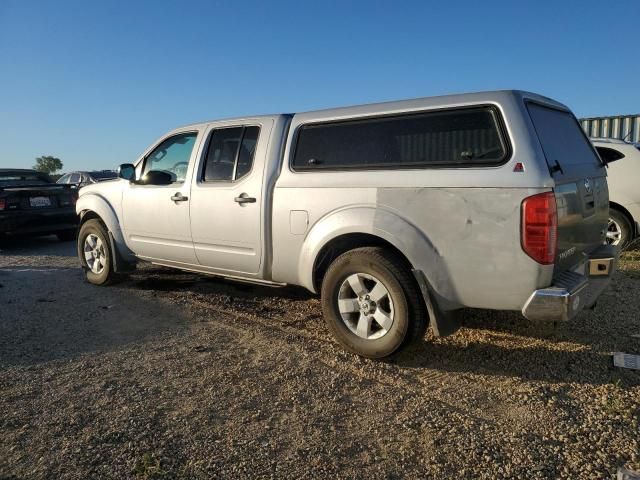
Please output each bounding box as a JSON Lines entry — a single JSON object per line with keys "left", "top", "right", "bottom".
{"left": 0, "top": 236, "right": 639, "bottom": 479}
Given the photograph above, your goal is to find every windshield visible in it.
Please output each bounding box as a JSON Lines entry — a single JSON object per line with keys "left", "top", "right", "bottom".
{"left": 0, "top": 171, "right": 52, "bottom": 187}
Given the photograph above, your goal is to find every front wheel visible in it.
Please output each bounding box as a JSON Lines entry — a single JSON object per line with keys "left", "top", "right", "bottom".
{"left": 321, "top": 247, "right": 427, "bottom": 359}
{"left": 77, "top": 219, "right": 118, "bottom": 285}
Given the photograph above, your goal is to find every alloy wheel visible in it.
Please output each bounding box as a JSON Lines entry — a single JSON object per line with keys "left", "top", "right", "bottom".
{"left": 83, "top": 233, "right": 106, "bottom": 274}
{"left": 337, "top": 273, "right": 394, "bottom": 340}
{"left": 606, "top": 217, "right": 622, "bottom": 246}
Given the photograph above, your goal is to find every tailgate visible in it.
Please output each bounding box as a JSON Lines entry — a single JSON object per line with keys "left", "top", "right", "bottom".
{"left": 526, "top": 102, "right": 608, "bottom": 272}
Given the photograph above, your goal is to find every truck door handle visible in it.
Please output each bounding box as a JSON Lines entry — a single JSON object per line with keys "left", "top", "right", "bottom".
{"left": 234, "top": 193, "right": 256, "bottom": 204}
{"left": 171, "top": 192, "right": 188, "bottom": 202}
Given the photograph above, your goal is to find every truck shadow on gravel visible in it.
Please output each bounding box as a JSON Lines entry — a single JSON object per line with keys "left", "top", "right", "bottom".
{"left": 0, "top": 267, "right": 192, "bottom": 368}
{"left": 391, "top": 336, "right": 636, "bottom": 387}
{"left": 128, "top": 265, "right": 315, "bottom": 300}
{"left": 3, "top": 241, "right": 637, "bottom": 388}
{"left": 124, "top": 266, "right": 638, "bottom": 386}
{"left": 0, "top": 234, "right": 76, "bottom": 257}
{"left": 393, "top": 271, "right": 640, "bottom": 386}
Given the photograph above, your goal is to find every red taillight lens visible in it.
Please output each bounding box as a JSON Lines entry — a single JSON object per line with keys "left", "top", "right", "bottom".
{"left": 0, "top": 199, "right": 5, "bottom": 210}
{"left": 521, "top": 192, "right": 557, "bottom": 265}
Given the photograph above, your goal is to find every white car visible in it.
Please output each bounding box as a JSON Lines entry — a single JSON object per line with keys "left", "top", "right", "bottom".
{"left": 591, "top": 138, "right": 640, "bottom": 248}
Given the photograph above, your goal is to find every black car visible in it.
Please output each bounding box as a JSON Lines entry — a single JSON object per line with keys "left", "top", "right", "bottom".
{"left": 0, "top": 169, "right": 78, "bottom": 241}
{"left": 57, "top": 170, "right": 118, "bottom": 188}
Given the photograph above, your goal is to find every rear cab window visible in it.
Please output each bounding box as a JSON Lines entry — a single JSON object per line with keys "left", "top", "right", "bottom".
{"left": 201, "top": 126, "right": 260, "bottom": 182}
{"left": 292, "top": 106, "right": 509, "bottom": 170}
{"left": 526, "top": 102, "right": 604, "bottom": 179}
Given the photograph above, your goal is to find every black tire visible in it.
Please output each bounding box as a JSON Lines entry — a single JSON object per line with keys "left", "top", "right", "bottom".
{"left": 56, "top": 229, "right": 76, "bottom": 242}
{"left": 77, "top": 219, "right": 118, "bottom": 285}
{"left": 321, "top": 247, "right": 428, "bottom": 359}
{"left": 608, "top": 209, "right": 633, "bottom": 249}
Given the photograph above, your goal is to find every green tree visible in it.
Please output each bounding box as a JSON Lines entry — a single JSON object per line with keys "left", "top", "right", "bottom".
{"left": 33, "top": 156, "right": 63, "bottom": 174}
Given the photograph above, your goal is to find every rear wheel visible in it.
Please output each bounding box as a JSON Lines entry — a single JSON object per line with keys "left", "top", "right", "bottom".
{"left": 606, "top": 209, "right": 633, "bottom": 249}
{"left": 321, "top": 247, "right": 427, "bottom": 359}
{"left": 78, "top": 219, "right": 118, "bottom": 285}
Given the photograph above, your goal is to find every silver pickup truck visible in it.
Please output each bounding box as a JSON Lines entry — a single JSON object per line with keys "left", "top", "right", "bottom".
{"left": 76, "top": 90, "right": 616, "bottom": 358}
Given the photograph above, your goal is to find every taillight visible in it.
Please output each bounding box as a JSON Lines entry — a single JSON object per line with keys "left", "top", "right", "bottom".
{"left": 0, "top": 199, "right": 5, "bottom": 210}
{"left": 521, "top": 192, "right": 557, "bottom": 265}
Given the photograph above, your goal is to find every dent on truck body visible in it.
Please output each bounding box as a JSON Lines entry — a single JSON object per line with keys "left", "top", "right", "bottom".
{"left": 271, "top": 184, "right": 553, "bottom": 312}
{"left": 376, "top": 187, "right": 552, "bottom": 310}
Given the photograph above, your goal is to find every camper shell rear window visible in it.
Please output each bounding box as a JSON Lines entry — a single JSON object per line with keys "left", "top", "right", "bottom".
{"left": 526, "top": 102, "right": 603, "bottom": 174}
{"left": 292, "top": 106, "right": 510, "bottom": 171}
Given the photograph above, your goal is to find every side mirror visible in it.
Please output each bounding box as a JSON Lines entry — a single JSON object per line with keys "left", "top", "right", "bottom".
{"left": 118, "top": 163, "right": 136, "bottom": 181}
{"left": 139, "top": 170, "right": 174, "bottom": 186}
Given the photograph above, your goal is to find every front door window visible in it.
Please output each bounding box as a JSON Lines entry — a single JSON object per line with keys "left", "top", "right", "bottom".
{"left": 142, "top": 133, "right": 197, "bottom": 183}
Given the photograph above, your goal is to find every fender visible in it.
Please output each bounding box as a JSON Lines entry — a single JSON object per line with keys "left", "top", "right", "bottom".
{"left": 76, "top": 193, "right": 136, "bottom": 263}
{"left": 297, "top": 205, "right": 461, "bottom": 308}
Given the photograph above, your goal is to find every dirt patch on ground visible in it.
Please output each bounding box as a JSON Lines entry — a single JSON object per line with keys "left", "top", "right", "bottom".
{"left": 1, "top": 236, "right": 639, "bottom": 479}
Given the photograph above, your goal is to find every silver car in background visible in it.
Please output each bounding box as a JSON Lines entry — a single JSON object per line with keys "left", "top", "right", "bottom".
{"left": 57, "top": 170, "right": 118, "bottom": 188}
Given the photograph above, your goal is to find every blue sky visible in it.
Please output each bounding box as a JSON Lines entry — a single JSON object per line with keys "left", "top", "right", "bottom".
{"left": 1, "top": 0, "right": 639, "bottom": 172}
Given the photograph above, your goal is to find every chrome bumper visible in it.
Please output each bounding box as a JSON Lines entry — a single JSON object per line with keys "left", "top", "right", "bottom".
{"left": 522, "top": 246, "right": 617, "bottom": 322}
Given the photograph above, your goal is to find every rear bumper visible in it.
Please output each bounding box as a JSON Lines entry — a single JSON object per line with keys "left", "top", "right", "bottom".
{"left": 522, "top": 245, "right": 617, "bottom": 322}
{"left": 0, "top": 208, "right": 78, "bottom": 235}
